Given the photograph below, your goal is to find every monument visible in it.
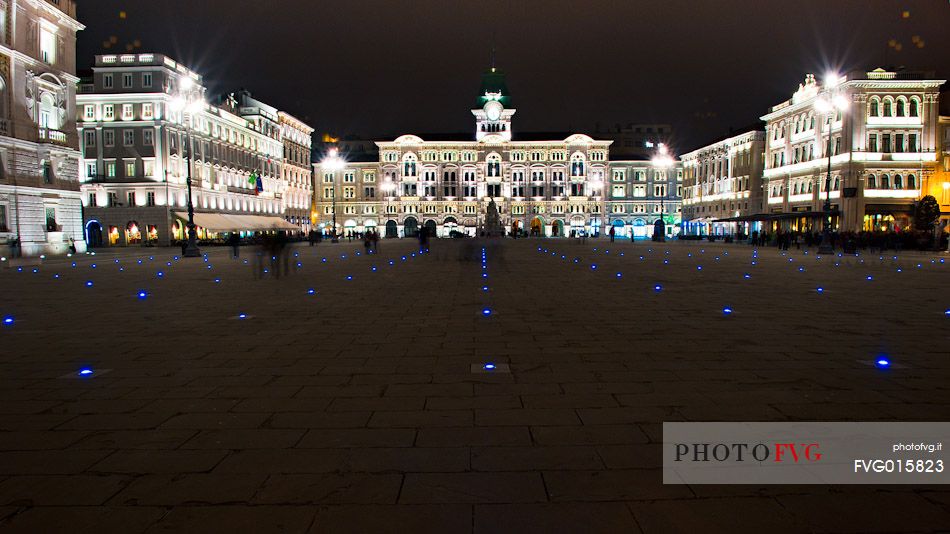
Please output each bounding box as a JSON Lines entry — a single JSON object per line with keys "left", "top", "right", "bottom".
{"left": 484, "top": 199, "right": 505, "bottom": 237}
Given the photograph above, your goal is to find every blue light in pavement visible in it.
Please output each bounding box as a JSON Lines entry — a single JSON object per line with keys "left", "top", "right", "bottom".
{"left": 137, "top": 260, "right": 142, "bottom": 265}
{"left": 238, "top": 313, "right": 247, "bottom": 319}
{"left": 322, "top": 258, "right": 327, "bottom": 263}
{"left": 214, "top": 278, "right": 221, "bottom": 283}
{"left": 78, "top": 368, "right": 94, "bottom": 377}
{"left": 389, "top": 260, "right": 394, "bottom": 265}
{"left": 816, "top": 287, "right": 824, "bottom": 293}
{"left": 174, "top": 256, "right": 180, "bottom": 260}
{"left": 616, "top": 272, "right": 622, "bottom": 278}
{"left": 743, "top": 273, "right": 751, "bottom": 279}
{"left": 654, "top": 284, "right": 662, "bottom": 292}
{"left": 590, "top": 264, "right": 598, "bottom": 270}
{"left": 483, "top": 363, "right": 496, "bottom": 370}
{"left": 482, "top": 308, "right": 492, "bottom": 316}
{"left": 85, "top": 280, "right": 93, "bottom": 287}
{"left": 114, "top": 259, "right": 120, "bottom": 264}
{"left": 482, "top": 273, "right": 488, "bottom": 278}
{"left": 663, "top": 260, "right": 669, "bottom": 265}
{"left": 90, "top": 264, "right": 96, "bottom": 269}
{"left": 575, "top": 258, "right": 581, "bottom": 263}
{"left": 945, "top": 309, "right": 950, "bottom": 317}
{"left": 137, "top": 290, "right": 147, "bottom": 299}
{"left": 723, "top": 307, "right": 733, "bottom": 315}
{"left": 346, "top": 275, "right": 353, "bottom": 281}
{"left": 875, "top": 357, "right": 891, "bottom": 369}
{"left": 482, "top": 286, "right": 489, "bottom": 292}
{"left": 697, "top": 266, "right": 703, "bottom": 271}
{"left": 798, "top": 267, "right": 805, "bottom": 272}
{"left": 166, "top": 262, "right": 172, "bottom": 266}
{"left": 866, "top": 275, "right": 873, "bottom": 281}
{"left": 148, "top": 256, "right": 154, "bottom": 261}
{"left": 307, "top": 288, "right": 315, "bottom": 295}
{"left": 371, "top": 266, "right": 377, "bottom": 272}
{"left": 2, "top": 316, "right": 13, "bottom": 326}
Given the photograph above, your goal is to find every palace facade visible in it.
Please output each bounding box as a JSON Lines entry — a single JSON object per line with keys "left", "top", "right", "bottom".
{"left": 76, "top": 54, "right": 311, "bottom": 246}
{"left": 760, "top": 69, "right": 945, "bottom": 233}
{"left": 315, "top": 68, "right": 683, "bottom": 239}
{"left": 0, "top": 0, "right": 85, "bottom": 256}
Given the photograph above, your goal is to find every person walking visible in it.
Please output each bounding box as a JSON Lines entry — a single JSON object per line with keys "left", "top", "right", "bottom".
{"left": 229, "top": 233, "right": 241, "bottom": 259}
{"left": 609, "top": 226, "right": 615, "bottom": 243}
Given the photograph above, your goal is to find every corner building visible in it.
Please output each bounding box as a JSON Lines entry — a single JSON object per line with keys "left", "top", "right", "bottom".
{"left": 761, "top": 69, "right": 944, "bottom": 233}
{"left": 315, "top": 68, "right": 682, "bottom": 239}
{"left": 77, "top": 54, "right": 309, "bottom": 246}
{"left": 0, "top": 0, "right": 85, "bottom": 256}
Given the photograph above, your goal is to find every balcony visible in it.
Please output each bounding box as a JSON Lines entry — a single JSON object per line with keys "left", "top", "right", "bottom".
{"left": 38, "top": 128, "right": 70, "bottom": 146}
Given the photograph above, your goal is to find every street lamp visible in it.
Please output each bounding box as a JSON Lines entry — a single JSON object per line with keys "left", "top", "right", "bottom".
{"left": 381, "top": 180, "right": 395, "bottom": 237}
{"left": 814, "top": 77, "right": 849, "bottom": 254}
{"left": 321, "top": 148, "right": 345, "bottom": 243}
{"left": 652, "top": 143, "right": 675, "bottom": 242}
{"left": 169, "top": 78, "right": 205, "bottom": 258}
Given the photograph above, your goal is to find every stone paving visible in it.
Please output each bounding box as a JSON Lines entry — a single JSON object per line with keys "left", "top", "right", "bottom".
{"left": 0, "top": 238, "right": 948, "bottom": 533}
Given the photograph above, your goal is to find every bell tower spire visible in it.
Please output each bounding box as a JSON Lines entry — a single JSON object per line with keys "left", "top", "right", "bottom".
{"left": 472, "top": 60, "right": 515, "bottom": 142}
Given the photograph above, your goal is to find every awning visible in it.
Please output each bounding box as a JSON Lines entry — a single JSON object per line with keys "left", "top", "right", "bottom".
{"left": 174, "top": 212, "right": 300, "bottom": 232}
{"left": 714, "top": 211, "right": 831, "bottom": 223}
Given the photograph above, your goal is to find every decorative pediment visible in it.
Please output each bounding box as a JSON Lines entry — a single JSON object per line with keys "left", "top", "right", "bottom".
{"left": 393, "top": 134, "right": 424, "bottom": 145}
{"left": 564, "top": 134, "right": 595, "bottom": 145}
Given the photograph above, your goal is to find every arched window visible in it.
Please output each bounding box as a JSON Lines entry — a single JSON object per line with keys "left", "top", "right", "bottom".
{"left": 882, "top": 98, "right": 893, "bottom": 116}
{"left": 570, "top": 154, "right": 585, "bottom": 177}
{"left": 881, "top": 174, "right": 890, "bottom": 189}
{"left": 39, "top": 92, "right": 59, "bottom": 130}
{"left": 896, "top": 98, "right": 906, "bottom": 117}
{"left": 833, "top": 177, "right": 840, "bottom": 190}
{"left": 809, "top": 116, "right": 815, "bottom": 130}
{"left": 869, "top": 98, "right": 879, "bottom": 117}
{"left": 907, "top": 174, "right": 916, "bottom": 189}
{"left": 909, "top": 98, "right": 919, "bottom": 117}
{"left": 867, "top": 174, "right": 876, "bottom": 189}
{"left": 486, "top": 154, "right": 501, "bottom": 177}
{"left": 402, "top": 154, "right": 417, "bottom": 177}
{"left": 893, "top": 175, "right": 902, "bottom": 189}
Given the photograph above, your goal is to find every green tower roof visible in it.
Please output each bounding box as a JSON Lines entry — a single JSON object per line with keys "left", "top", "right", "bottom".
{"left": 476, "top": 67, "right": 512, "bottom": 108}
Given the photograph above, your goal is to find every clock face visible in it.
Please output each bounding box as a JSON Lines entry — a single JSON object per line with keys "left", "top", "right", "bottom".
{"left": 485, "top": 100, "right": 503, "bottom": 121}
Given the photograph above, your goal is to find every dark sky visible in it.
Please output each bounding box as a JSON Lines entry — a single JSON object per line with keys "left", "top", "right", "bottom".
{"left": 77, "top": 0, "right": 949, "bottom": 151}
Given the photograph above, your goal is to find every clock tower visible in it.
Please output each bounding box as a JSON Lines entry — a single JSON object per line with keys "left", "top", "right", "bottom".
{"left": 473, "top": 67, "right": 515, "bottom": 142}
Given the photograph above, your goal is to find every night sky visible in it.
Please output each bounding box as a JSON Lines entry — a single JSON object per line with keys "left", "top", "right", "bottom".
{"left": 77, "top": 0, "right": 950, "bottom": 151}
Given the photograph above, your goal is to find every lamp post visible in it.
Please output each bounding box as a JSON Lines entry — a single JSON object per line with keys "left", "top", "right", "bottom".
{"left": 321, "top": 148, "right": 345, "bottom": 243}
{"left": 815, "top": 74, "right": 849, "bottom": 254}
{"left": 944, "top": 182, "right": 950, "bottom": 254}
{"left": 169, "top": 76, "right": 205, "bottom": 258}
{"left": 652, "top": 143, "right": 675, "bottom": 242}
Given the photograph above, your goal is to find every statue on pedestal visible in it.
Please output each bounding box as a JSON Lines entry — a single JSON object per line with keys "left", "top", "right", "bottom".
{"left": 484, "top": 199, "right": 504, "bottom": 237}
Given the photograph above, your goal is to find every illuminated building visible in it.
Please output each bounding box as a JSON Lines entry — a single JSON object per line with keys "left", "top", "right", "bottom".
{"left": 76, "top": 54, "right": 309, "bottom": 246}
{"left": 0, "top": 0, "right": 86, "bottom": 256}
{"left": 760, "top": 69, "right": 945, "bottom": 233}
{"left": 314, "top": 66, "right": 682, "bottom": 239}
{"left": 279, "top": 112, "right": 314, "bottom": 232}
{"left": 681, "top": 130, "right": 766, "bottom": 236}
